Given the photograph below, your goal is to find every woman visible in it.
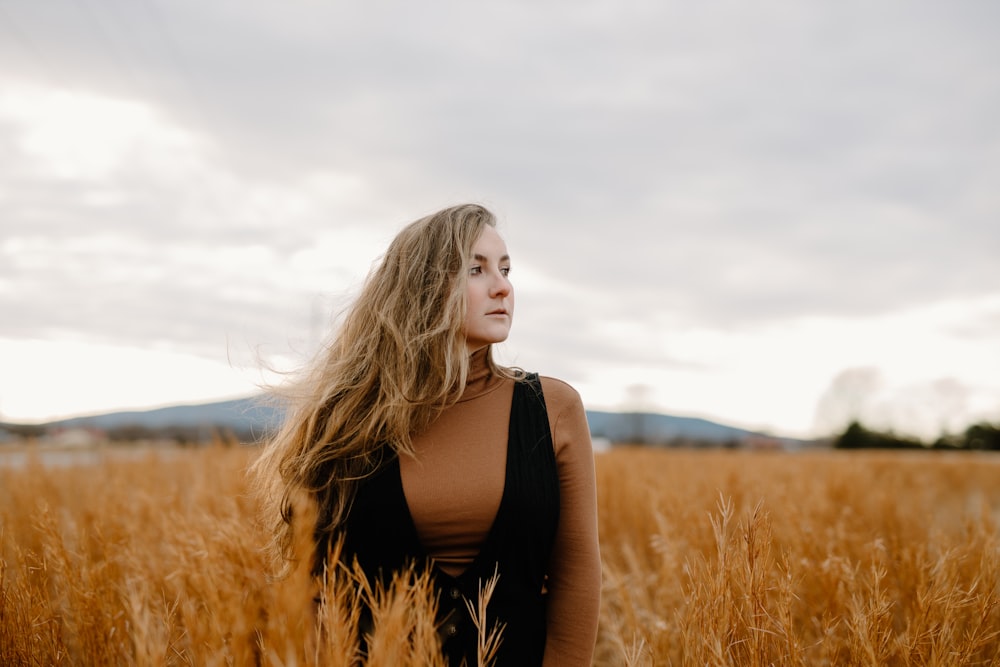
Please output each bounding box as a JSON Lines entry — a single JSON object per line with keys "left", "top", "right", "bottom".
{"left": 251, "top": 204, "right": 601, "bottom": 666}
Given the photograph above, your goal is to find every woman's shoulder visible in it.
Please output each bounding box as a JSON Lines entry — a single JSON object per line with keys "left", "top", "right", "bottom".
{"left": 535, "top": 376, "right": 591, "bottom": 454}
{"left": 536, "top": 375, "right": 584, "bottom": 413}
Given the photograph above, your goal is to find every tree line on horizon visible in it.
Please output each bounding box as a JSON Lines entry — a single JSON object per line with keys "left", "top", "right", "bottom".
{"left": 833, "top": 420, "right": 1000, "bottom": 451}
{"left": 5, "top": 417, "right": 1000, "bottom": 451}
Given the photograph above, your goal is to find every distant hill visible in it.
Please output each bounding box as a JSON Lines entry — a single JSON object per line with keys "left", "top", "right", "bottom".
{"left": 586, "top": 410, "right": 773, "bottom": 444}
{"left": 44, "top": 397, "right": 282, "bottom": 438}
{"left": 13, "top": 396, "right": 802, "bottom": 447}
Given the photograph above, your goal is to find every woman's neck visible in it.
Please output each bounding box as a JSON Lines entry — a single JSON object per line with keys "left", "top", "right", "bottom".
{"left": 459, "top": 347, "right": 501, "bottom": 402}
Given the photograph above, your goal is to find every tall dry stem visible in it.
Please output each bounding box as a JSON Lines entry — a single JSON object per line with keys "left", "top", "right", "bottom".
{"left": 463, "top": 565, "right": 505, "bottom": 667}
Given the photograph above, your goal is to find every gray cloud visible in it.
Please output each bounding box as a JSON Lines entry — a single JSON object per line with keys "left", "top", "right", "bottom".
{"left": 1, "top": 0, "right": 999, "bottom": 430}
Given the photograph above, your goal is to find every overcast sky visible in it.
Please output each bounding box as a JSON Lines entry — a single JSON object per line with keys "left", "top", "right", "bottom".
{"left": 1, "top": 0, "right": 998, "bottom": 439}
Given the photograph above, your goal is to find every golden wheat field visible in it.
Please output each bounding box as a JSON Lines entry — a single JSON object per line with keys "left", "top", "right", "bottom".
{"left": 2, "top": 443, "right": 999, "bottom": 666}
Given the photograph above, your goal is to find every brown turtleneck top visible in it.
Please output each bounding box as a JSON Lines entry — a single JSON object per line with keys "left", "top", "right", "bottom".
{"left": 398, "top": 350, "right": 601, "bottom": 666}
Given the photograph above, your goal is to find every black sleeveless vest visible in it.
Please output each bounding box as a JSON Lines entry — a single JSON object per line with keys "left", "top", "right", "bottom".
{"left": 331, "top": 374, "right": 560, "bottom": 666}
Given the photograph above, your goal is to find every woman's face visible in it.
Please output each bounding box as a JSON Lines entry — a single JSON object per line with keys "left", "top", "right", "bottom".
{"left": 464, "top": 226, "right": 514, "bottom": 353}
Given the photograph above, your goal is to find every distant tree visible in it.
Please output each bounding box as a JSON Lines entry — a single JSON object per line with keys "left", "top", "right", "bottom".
{"left": 964, "top": 422, "right": 1000, "bottom": 450}
{"left": 834, "top": 422, "right": 869, "bottom": 449}
{"left": 931, "top": 433, "right": 963, "bottom": 450}
{"left": 813, "top": 367, "right": 882, "bottom": 437}
{"left": 833, "top": 421, "right": 923, "bottom": 450}
{"left": 931, "top": 422, "right": 1000, "bottom": 450}
{"left": 623, "top": 384, "right": 654, "bottom": 444}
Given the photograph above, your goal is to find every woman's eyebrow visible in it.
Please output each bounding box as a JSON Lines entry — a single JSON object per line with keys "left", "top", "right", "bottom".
{"left": 473, "top": 253, "right": 511, "bottom": 263}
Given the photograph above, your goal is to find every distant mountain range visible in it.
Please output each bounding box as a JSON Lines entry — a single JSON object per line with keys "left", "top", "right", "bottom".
{"left": 42, "top": 397, "right": 283, "bottom": 439}
{"left": 13, "top": 395, "right": 806, "bottom": 446}
{"left": 585, "top": 410, "right": 784, "bottom": 445}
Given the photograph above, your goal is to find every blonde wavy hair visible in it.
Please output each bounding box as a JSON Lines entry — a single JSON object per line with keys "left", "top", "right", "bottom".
{"left": 249, "top": 204, "right": 515, "bottom": 574}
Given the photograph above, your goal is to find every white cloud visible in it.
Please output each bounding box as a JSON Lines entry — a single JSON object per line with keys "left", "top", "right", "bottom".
{"left": 0, "top": 84, "right": 202, "bottom": 180}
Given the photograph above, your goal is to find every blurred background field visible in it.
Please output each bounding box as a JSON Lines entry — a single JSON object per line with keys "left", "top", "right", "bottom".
{"left": 2, "top": 444, "right": 999, "bottom": 665}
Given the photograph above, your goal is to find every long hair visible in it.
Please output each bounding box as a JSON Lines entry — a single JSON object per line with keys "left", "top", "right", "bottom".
{"left": 249, "top": 204, "right": 509, "bottom": 574}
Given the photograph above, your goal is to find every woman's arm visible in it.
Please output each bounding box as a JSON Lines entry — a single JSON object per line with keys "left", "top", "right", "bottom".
{"left": 540, "top": 377, "right": 602, "bottom": 666}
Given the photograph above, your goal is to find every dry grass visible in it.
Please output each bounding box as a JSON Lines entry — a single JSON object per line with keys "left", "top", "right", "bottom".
{"left": 596, "top": 447, "right": 1000, "bottom": 666}
{"left": 2, "top": 444, "right": 999, "bottom": 665}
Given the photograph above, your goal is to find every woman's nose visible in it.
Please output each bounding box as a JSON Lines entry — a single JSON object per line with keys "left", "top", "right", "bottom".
{"left": 490, "top": 272, "right": 511, "bottom": 297}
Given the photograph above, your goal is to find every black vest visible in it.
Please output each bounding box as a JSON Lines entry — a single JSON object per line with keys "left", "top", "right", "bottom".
{"left": 331, "top": 374, "right": 560, "bottom": 666}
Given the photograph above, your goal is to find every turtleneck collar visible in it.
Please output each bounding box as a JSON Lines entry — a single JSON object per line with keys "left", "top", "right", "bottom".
{"left": 458, "top": 347, "right": 504, "bottom": 402}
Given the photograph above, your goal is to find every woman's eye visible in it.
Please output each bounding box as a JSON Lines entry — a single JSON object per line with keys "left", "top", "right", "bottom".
{"left": 500, "top": 266, "right": 511, "bottom": 277}
{"left": 469, "top": 266, "right": 482, "bottom": 275}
